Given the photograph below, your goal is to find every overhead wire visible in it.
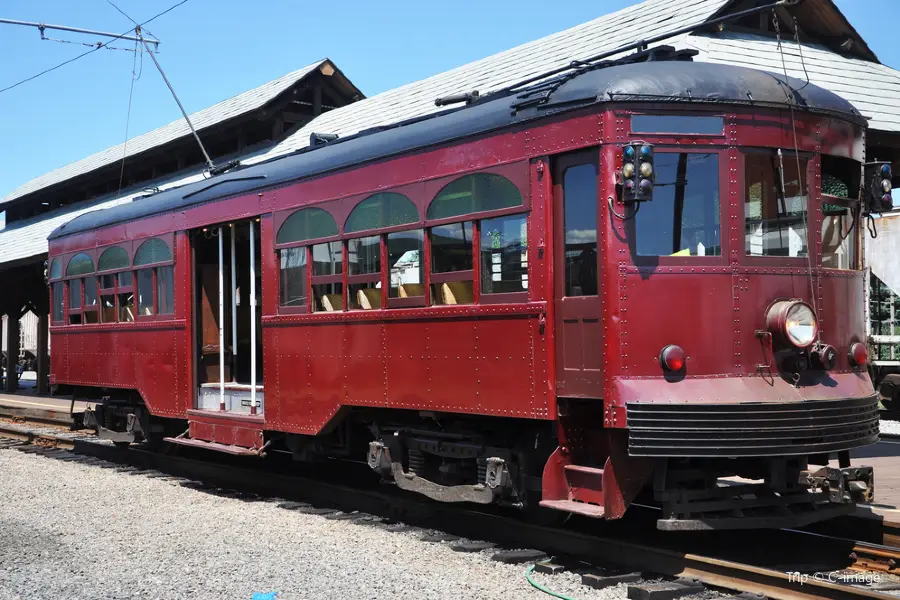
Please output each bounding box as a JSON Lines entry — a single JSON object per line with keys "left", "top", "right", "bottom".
{"left": 0, "top": 0, "right": 188, "bottom": 96}
{"left": 104, "top": 0, "right": 159, "bottom": 42}
{"left": 774, "top": 10, "right": 820, "bottom": 341}
{"left": 116, "top": 36, "right": 143, "bottom": 197}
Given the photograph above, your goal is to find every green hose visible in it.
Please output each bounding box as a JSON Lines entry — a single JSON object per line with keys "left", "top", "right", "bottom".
{"left": 525, "top": 564, "right": 582, "bottom": 600}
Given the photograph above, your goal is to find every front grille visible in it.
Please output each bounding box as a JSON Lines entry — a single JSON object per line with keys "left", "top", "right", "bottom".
{"left": 626, "top": 396, "right": 880, "bottom": 457}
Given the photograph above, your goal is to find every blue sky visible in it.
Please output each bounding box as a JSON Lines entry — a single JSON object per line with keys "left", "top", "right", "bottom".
{"left": 0, "top": 0, "right": 893, "bottom": 200}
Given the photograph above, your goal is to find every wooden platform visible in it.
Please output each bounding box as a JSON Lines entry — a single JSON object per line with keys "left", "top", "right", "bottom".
{"left": 0, "top": 392, "right": 92, "bottom": 424}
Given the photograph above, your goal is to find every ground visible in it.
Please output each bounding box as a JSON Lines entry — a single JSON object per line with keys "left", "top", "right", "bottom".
{"left": 0, "top": 448, "right": 631, "bottom": 600}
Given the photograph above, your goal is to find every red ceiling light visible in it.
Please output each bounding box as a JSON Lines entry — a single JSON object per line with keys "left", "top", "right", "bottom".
{"left": 660, "top": 345, "right": 686, "bottom": 372}
{"left": 850, "top": 342, "right": 869, "bottom": 368}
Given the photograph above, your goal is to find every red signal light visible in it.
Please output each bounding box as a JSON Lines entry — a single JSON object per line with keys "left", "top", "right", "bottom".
{"left": 660, "top": 345, "right": 686, "bottom": 372}
{"left": 850, "top": 342, "right": 869, "bottom": 368}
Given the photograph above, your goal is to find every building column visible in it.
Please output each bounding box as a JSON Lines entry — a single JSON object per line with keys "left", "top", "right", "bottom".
{"left": 5, "top": 313, "right": 19, "bottom": 393}
{"left": 36, "top": 311, "right": 49, "bottom": 395}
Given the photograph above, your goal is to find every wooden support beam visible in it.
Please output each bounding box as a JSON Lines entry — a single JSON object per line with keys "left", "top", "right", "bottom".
{"left": 313, "top": 85, "right": 322, "bottom": 117}
{"left": 271, "top": 115, "right": 285, "bottom": 141}
{"left": 5, "top": 313, "right": 19, "bottom": 393}
{"left": 36, "top": 310, "right": 49, "bottom": 395}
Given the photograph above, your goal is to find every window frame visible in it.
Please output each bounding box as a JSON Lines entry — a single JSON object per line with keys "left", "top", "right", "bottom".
{"left": 278, "top": 245, "right": 311, "bottom": 314}
{"left": 629, "top": 114, "right": 726, "bottom": 137}
{"left": 428, "top": 221, "right": 477, "bottom": 307}
{"left": 344, "top": 192, "right": 420, "bottom": 236}
{"left": 386, "top": 228, "right": 426, "bottom": 309}
{"left": 63, "top": 252, "right": 97, "bottom": 325}
{"left": 132, "top": 236, "right": 176, "bottom": 321}
{"left": 346, "top": 235, "right": 385, "bottom": 311}
{"left": 273, "top": 165, "right": 531, "bottom": 315}
{"left": 626, "top": 146, "right": 729, "bottom": 267}
{"left": 273, "top": 206, "right": 341, "bottom": 250}
{"left": 740, "top": 148, "right": 816, "bottom": 267}
{"left": 274, "top": 206, "right": 340, "bottom": 315}
{"left": 48, "top": 258, "right": 65, "bottom": 326}
{"left": 310, "top": 240, "right": 345, "bottom": 313}
{"left": 479, "top": 213, "right": 529, "bottom": 305}
{"left": 423, "top": 166, "right": 530, "bottom": 229}
{"left": 820, "top": 195, "right": 859, "bottom": 271}
{"left": 97, "top": 244, "right": 133, "bottom": 324}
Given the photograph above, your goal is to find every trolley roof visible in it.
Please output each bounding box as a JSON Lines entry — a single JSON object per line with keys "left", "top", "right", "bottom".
{"left": 50, "top": 59, "right": 860, "bottom": 240}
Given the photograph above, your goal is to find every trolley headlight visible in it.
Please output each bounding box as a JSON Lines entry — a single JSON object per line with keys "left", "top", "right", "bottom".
{"left": 766, "top": 300, "right": 818, "bottom": 349}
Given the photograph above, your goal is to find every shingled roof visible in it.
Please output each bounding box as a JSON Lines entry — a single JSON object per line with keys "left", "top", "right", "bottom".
{"left": 1, "top": 59, "right": 346, "bottom": 207}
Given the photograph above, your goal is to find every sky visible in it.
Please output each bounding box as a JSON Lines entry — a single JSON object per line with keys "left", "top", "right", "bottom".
{"left": 0, "top": 0, "right": 895, "bottom": 202}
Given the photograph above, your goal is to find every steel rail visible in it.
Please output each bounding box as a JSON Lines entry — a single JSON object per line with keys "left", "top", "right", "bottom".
{"left": 1, "top": 426, "right": 897, "bottom": 600}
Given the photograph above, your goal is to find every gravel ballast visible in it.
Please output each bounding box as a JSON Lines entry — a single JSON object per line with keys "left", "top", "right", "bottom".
{"left": 0, "top": 448, "right": 636, "bottom": 600}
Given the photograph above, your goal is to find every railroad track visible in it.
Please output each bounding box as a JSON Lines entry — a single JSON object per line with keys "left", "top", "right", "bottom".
{"left": 3, "top": 423, "right": 900, "bottom": 600}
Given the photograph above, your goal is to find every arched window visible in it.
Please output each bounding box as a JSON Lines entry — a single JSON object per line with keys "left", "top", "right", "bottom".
{"left": 97, "top": 246, "right": 134, "bottom": 323}
{"left": 134, "top": 238, "right": 172, "bottom": 266}
{"left": 98, "top": 246, "right": 129, "bottom": 271}
{"left": 277, "top": 207, "right": 338, "bottom": 244}
{"left": 48, "top": 258, "right": 62, "bottom": 280}
{"left": 66, "top": 253, "right": 94, "bottom": 276}
{"left": 49, "top": 259, "right": 63, "bottom": 323}
{"left": 345, "top": 192, "right": 418, "bottom": 233}
{"left": 277, "top": 208, "right": 339, "bottom": 313}
{"left": 134, "top": 238, "right": 175, "bottom": 317}
{"left": 65, "top": 253, "right": 97, "bottom": 325}
{"left": 427, "top": 173, "right": 522, "bottom": 220}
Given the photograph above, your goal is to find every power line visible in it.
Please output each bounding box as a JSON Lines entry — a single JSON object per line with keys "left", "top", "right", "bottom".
{"left": 0, "top": 17, "right": 151, "bottom": 45}
{"left": 0, "top": 0, "right": 188, "bottom": 96}
{"left": 116, "top": 37, "right": 143, "bottom": 197}
{"left": 104, "top": 0, "right": 158, "bottom": 41}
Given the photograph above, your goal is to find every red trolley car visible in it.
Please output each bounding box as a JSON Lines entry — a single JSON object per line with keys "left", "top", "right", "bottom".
{"left": 48, "top": 48, "right": 879, "bottom": 529}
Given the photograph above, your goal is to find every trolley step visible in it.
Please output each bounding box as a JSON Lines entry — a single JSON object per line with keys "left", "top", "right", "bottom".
{"left": 163, "top": 436, "right": 265, "bottom": 456}
{"left": 539, "top": 499, "right": 605, "bottom": 518}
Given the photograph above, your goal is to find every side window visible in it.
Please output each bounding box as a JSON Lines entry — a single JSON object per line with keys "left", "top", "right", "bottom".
{"left": 428, "top": 173, "right": 522, "bottom": 220}
{"left": 430, "top": 222, "right": 474, "bottom": 305}
{"left": 745, "top": 152, "right": 808, "bottom": 257}
{"left": 118, "top": 272, "right": 135, "bottom": 322}
{"left": 68, "top": 278, "right": 83, "bottom": 324}
{"left": 562, "top": 164, "right": 598, "bottom": 296}
{"left": 157, "top": 266, "right": 175, "bottom": 315}
{"left": 83, "top": 277, "right": 99, "bottom": 324}
{"left": 345, "top": 193, "right": 418, "bottom": 233}
{"left": 276, "top": 207, "right": 339, "bottom": 313}
{"left": 137, "top": 269, "right": 155, "bottom": 316}
{"left": 635, "top": 152, "right": 721, "bottom": 257}
{"left": 480, "top": 214, "right": 528, "bottom": 295}
{"left": 51, "top": 281, "right": 65, "bottom": 323}
{"left": 48, "top": 258, "right": 64, "bottom": 323}
{"left": 280, "top": 247, "right": 307, "bottom": 308}
{"left": 100, "top": 273, "right": 117, "bottom": 323}
{"left": 66, "top": 252, "right": 95, "bottom": 325}
{"left": 312, "top": 241, "right": 343, "bottom": 312}
{"left": 133, "top": 238, "right": 175, "bottom": 317}
{"left": 98, "top": 246, "right": 131, "bottom": 323}
{"left": 388, "top": 229, "right": 424, "bottom": 301}
{"left": 821, "top": 155, "right": 860, "bottom": 270}
{"left": 348, "top": 235, "right": 382, "bottom": 310}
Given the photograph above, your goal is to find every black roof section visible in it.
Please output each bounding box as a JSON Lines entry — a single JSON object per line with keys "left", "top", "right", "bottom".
{"left": 50, "top": 57, "right": 862, "bottom": 240}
